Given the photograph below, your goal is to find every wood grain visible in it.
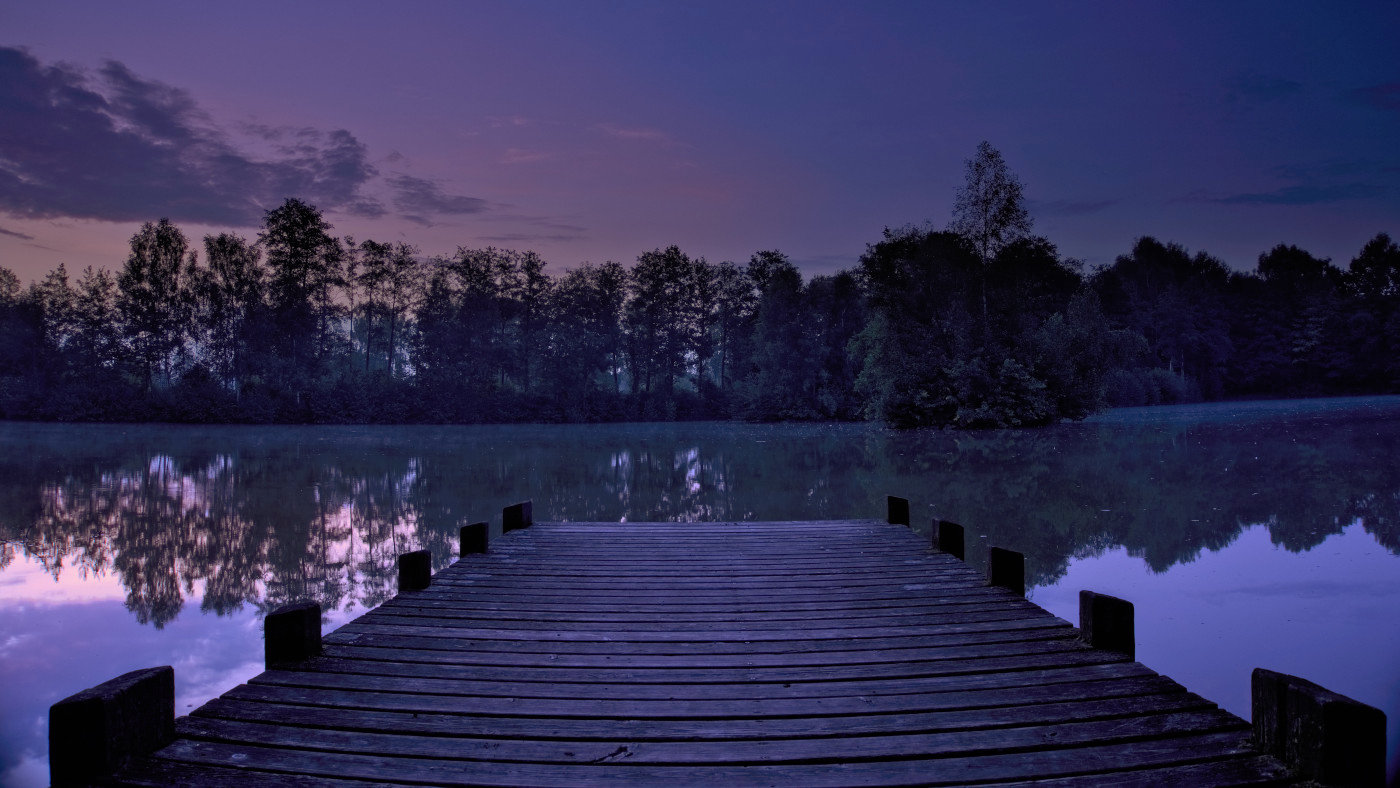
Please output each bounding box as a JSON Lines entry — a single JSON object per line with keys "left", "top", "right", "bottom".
{"left": 114, "top": 519, "right": 1285, "bottom": 786}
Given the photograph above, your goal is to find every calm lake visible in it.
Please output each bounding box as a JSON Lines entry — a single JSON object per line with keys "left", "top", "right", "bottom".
{"left": 2, "top": 396, "right": 1398, "bottom": 784}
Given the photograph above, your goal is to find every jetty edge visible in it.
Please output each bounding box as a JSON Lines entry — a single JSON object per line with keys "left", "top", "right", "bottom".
{"left": 48, "top": 496, "right": 1386, "bottom": 786}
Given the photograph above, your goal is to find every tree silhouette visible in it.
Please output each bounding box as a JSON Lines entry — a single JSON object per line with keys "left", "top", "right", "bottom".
{"left": 950, "top": 141, "right": 1032, "bottom": 321}
{"left": 259, "top": 198, "right": 342, "bottom": 400}
{"left": 1093, "top": 237, "right": 1233, "bottom": 402}
{"left": 191, "top": 232, "right": 263, "bottom": 395}
{"left": 118, "top": 219, "right": 192, "bottom": 391}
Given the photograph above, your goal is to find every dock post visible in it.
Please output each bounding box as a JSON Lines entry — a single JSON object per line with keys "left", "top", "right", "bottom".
{"left": 1079, "top": 590, "right": 1134, "bottom": 659}
{"left": 503, "top": 500, "right": 533, "bottom": 532}
{"left": 935, "top": 519, "right": 965, "bottom": 560}
{"left": 49, "top": 666, "right": 175, "bottom": 786}
{"left": 398, "top": 549, "right": 432, "bottom": 591}
{"left": 460, "top": 521, "right": 489, "bottom": 556}
{"left": 1252, "top": 668, "right": 1385, "bottom": 786}
{"left": 886, "top": 496, "right": 910, "bottom": 526}
{"left": 265, "top": 601, "right": 322, "bottom": 667}
{"left": 987, "top": 547, "right": 1025, "bottom": 596}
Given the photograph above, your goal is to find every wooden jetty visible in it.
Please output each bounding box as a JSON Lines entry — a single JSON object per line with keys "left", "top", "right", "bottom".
{"left": 52, "top": 499, "right": 1386, "bottom": 786}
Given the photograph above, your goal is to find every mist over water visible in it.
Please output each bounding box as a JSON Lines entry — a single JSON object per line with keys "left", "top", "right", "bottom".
{"left": 2, "top": 395, "right": 1399, "bottom": 784}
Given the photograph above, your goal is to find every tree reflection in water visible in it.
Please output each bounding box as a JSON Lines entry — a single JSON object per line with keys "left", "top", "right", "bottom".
{"left": 1, "top": 397, "right": 1398, "bottom": 629}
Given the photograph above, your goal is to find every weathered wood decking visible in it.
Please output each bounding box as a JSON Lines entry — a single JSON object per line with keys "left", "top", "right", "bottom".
{"left": 111, "top": 518, "right": 1297, "bottom": 786}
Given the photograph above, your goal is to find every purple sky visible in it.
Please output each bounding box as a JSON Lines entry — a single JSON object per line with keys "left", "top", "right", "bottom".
{"left": 2, "top": 1, "right": 1397, "bottom": 284}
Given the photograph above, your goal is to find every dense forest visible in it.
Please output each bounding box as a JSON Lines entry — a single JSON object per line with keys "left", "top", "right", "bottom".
{"left": 1, "top": 143, "right": 1397, "bottom": 427}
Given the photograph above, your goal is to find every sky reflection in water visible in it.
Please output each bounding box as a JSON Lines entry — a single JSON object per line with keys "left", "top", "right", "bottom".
{"left": 1, "top": 396, "right": 1398, "bottom": 784}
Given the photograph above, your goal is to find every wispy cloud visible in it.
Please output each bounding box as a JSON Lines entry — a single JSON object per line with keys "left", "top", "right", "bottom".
{"left": 1214, "top": 183, "right": 1385, "bottom": 206}
{"left": 478, "top": 232, "right": 578, "bottom": 243}
{"left": 1225, "top": 73, "right": 1303, "bottom": 104}
{"left": 1030, "top": 198, "right": 1118, "bottom": 217}
{"left": 386, "top": 174, "right": 488, "bottom": 227}
{"left": 1347, "top": 82, "right": 1400, "bottom": 112}
{"left": 479, "top": 216, "right": 587, "bottom": 244}
{"left": 0, "top": 46, "right": 386, "bottom": 226}
{"left": 1272, "top": 160, "right": 1378, "bottom": 180}
{"left": 501, "top": 148, "right": 551, "bottom": 165}
{"left": 595, "top": 123, "right": 673, "bottom": 143}
{"left": 0, "top": 225, "right": 35, "bottom": 241}
{"left": 1182, "top": 158, "right": 1397, "bottom": 207}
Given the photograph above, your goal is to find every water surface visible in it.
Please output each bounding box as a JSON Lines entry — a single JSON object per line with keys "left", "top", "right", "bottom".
{"left": 2, "top": 397, "right": 1398, "bottom": 783}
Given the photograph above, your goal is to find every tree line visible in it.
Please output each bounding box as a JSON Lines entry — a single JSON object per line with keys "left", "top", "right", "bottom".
{"left": 1, "top": 142, "right": 1397, "bottom": 427}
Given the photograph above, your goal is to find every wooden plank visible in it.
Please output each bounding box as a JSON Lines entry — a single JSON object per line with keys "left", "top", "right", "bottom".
{"left": 463, "top": 550, "right": 941, "bottom": 565}
{"left": 249, "top": 659, "right": 1142, "bottom": 704}
{"left": 285, "top": 647, "right": 1123, "bottom": 686}
{"left": 356, "top": 605, "right": 1047, "bottom": 633}
{"left": 445, "top": 565, "right": 982, "bottom": 580}
{"left": 480, "top": 547, "right": 939, "bottom": 560}
{"left": 462, "top": 556, "right": 979, "bottom": 573}
{"left": 318, "top": 632, "right": 1080, "bottom": 664}
{"left": 430, "top": 570, "right": 978, "bottom": 588}
{"left": 174, "top": 708, "right": 1247, "bottom": 764}
{"left": 371, "top": 587, "right": 1006, "bottom": 613}
{"left": 117, "top": 759, "right": 401, "bottom": 787}
{"left": 410, "top": 576, "right": 997, "bottom": 593}
{"left": 190, "top": 691, "right": 1216, "bottom": 742}
{"left": 499, "top": 530, "right": 915, "bottom": 541}
{"left": 994, "top": 756, "right": 1294, "bottom": 786}
{"left": 322, "top": 624, "right": 1082, "bottom": 661}
{"left": 463, "top": 547, "right": 969, "bottom": 563}
{"left": 312, "top": 638, "right": 1097, "bottom": 674}
{"left": 330, "top": 613, "right": 1066, "bottom": 643}
{"left": 430, "top": 566, "right": 983, "bottom": 583}
{"left": 320, "top": 630, "right": 1082, "bottom": 669}
{"left": 395, "top": 587, "right": 1007, "bottom": 606}
{"left": 378, "top": 596, "right": 1024, "bottom": 622}
{"left": 366, "top": 605, "right": 1028, "bottom": 627}
{"left": 543, "top": 519, "right": 887, "bottom": 527}
{"left": 221, "top": 670, "right": 1175, "bottom": 719}
{"left": 136, "top": 730, "right": 1263, "bottom": 786}
{"left": 409, "top": 578, "right": 995, "bottom": 598}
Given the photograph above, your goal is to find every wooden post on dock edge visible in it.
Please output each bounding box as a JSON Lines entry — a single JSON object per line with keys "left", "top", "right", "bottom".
{"left": 987, "top": 547, "right": 1024, "bottom": 596}
{"left": 265, "top": 601, "right": 321, "bottom": 667}
{"left": 49, "top": 666, "right": 174, "bottom": 786}
{"left": 1079, "top": 590, "right": 1134, "bottom": 659}
{"left": 886, "top": 496, "right": 910, "bottom": 526}
{"left": 503, "top": 500, "right": 533, "bottom": 533}
{"left": 460, "top": 521, "right": 488, "bottom": 556}
{"left": 935, "top": 519, "right": 965, "bottom": 560}
{"left": 1252, "top": 668, "right": 1385, "bottom": 786}
{"left": 399, "top": 549, "right": 432, "bottom": 591}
